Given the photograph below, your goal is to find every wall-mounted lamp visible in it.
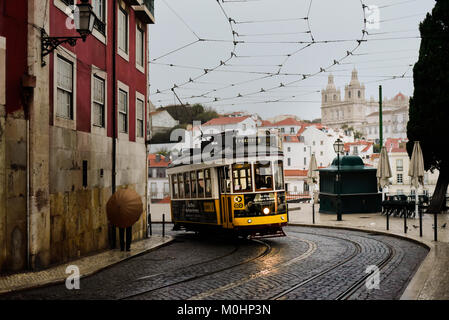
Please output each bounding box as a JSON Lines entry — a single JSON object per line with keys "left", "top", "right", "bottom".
{"left": 41, "top": 0, "right": 96, "bottom": 66}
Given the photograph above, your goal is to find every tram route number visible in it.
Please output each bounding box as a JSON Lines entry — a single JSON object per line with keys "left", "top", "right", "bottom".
{"left": 233, "top": 195, "right": 245, "bottom": 209}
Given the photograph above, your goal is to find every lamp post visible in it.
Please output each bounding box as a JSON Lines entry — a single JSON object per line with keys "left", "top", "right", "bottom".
{"left": 333, "top": 138, "right": 344, "bottom": 221}
{"left": 41, "top": 0, "right": 97, "bottom": 66}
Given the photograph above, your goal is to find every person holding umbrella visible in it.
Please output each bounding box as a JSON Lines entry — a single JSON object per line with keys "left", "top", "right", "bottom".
{"left": 107, "top": 188, "right": 144, "bottom": 251}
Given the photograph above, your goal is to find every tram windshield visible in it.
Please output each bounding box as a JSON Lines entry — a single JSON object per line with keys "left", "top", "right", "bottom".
{"left": 254, "top": 161, "right": 273, "bottom": 191}
{"left": 232, "top": 163, "right": 252, "bottom": 192}
{"left": 274, "top": 160, "right": 284, "bottom": 190}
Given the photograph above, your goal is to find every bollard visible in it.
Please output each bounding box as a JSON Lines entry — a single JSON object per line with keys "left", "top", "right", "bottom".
{"left": 434, "top": 212, "right": 438, "bottom": 242}
{"left": 386, "top": 212, "right": 389, "bottom": 231}
{"left": 148, "top": 213, "right": 152, "bottom": 236}
{"left": 404, "top": 212, "right": 407, "bottom": 234}
{"left": 162, "top": 213, "right": 165, "bottom": 237}
{"left": 312, "top": 202, "right": 315, "bottom": 224}
{"left": 419, "top": 210, "right": 423, "bottom": 237}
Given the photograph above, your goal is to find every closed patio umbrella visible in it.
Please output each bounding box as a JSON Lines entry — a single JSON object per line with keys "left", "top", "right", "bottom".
{"left": 377, "top": 146, "right": 392, "bottom": 230}
{"left": 376, "top": 146, "right": 392, "bottom": 198}
{"left": 107, "top": 188, "right": 143, "bottom": 228}
{"left": 307, "top": 153, "right": 319, "bottom": 223}
{"left": 408, "top": 141, "right": 425, "bottom": 237}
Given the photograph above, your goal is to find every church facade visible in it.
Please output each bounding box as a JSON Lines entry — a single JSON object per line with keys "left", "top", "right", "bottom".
{"left": 321, "top": 69, "right": 409, "bottom": 142}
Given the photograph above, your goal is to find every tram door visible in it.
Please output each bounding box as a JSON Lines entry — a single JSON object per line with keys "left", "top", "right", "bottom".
{"left": 218, "top": 166, "right": 232, "bottom": 229}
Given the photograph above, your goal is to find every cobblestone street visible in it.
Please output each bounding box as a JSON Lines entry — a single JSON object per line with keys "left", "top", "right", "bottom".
{"left": 0, "top": 225, "right": 428, "bottom": 300}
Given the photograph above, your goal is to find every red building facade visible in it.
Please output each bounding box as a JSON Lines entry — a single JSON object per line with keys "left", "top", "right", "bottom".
{"left": 0, "top": 0, "right": 154, "bottom": 273}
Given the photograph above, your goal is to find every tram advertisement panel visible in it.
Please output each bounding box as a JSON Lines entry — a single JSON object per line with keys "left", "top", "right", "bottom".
{"left": 172, "top": 200, "right": 217, "bottom": 223}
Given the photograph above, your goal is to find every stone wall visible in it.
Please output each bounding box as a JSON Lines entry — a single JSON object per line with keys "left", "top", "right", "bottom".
{"left": 49, "top": 128, "right": 147, "bottom": 264}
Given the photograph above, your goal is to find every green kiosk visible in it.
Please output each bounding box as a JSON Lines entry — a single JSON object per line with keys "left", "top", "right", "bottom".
{"left": 318, "top": 155, "right": 381, "bottom": 214}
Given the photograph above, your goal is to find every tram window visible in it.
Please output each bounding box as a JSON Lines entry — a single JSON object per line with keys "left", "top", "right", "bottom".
{"left": 232, "top": 163, "right": 252, "bottom": 192}
{"left": 190, "top": 171, "right": 197, "bottom": 198}
{"left": 184, "top": 172, "right": 191, "bottom": 198}
{"left": 172, "top": 175, "right": 178, "bottom": 199}
{"left": 254, "top": 161, "right": 273, "bottom": 191}
{"left": 178, "top": 173, "right": 184, "bottom": 198}
{"left": 274, "top": 160, "right": 284, "bottom": 190}
{"left": 204, "top": 169, "right": 212, "bottom": 197}
{"left": 197, "top": 170, "right": 205, "bottom": 198}
{"left": 220, "top": 166, "right": 231, "bottom": 193}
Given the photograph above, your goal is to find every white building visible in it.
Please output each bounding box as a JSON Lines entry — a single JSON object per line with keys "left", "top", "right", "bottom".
{"left": 149, "top": 109, "right": 179, "bottom": 135}
{"left": 201, "top": 115, "right": 258, "bottom": 136}
{"left": 321, "top": 69, "right": 409, "bottom": 141}
{"left": 148, "top": 154, "right": 171, "bottom": 202}
{"left": 369, "top": 138, "right": 442, "bottom": 196}
{"left": 344, "top": 141, "right": 374, "bottom": 162}
{"left": 278, "top": 119, "right": 354, "bottom": 194}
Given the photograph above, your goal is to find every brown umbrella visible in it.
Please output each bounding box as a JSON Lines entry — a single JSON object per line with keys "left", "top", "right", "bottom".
{"left": 106, "top": 188, "right": 143, "bottom": 228}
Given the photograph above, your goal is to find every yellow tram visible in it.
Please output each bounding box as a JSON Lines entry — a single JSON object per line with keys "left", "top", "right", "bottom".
{"left": 166, "top": 132, "right": 288, "bottom": 238}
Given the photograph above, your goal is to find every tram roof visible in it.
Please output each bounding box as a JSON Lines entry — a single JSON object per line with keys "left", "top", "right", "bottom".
{"left": 167, "top": 144, "right": 283, "bottom": 172}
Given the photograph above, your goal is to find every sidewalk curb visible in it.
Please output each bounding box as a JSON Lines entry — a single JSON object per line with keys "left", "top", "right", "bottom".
{"left": 0, "top": 236, "right": 175, "bottom": 296}
{"left": 287, "top": 223, "right": 435, "bottom": 300}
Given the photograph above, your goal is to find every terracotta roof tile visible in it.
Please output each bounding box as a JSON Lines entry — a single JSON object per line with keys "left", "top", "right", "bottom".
{"left": 148, "top": 154, "right": 171, "bottom": 167}
{"left": 202, "top": 116, "right": 250, "bottom": 126}
{"left": 284, "top": 169, "right": 308, "bottom": 177}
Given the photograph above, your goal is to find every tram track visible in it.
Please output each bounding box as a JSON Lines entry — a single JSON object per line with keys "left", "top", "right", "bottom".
{"left": 270, "top": 230, "right": 363, "bottom": 300}
{"left": 119, "top": 238, "right": 273, "bottom": 300}
{"left": 270, "top": 229, "right": 396, "bottom": 300}
{"left": 334, "top": 235, "right": 396, "bottom": 300}
{"left": 188, "top": 235, "right": 317, "bottom": 300}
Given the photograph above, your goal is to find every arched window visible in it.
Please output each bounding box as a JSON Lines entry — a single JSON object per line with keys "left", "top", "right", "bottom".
{"left": 333, "top": 94, "right": 336, "bottom": 101}
{"left": 348, "top": 91, "right": 351, "bottom": 98}
{"left": 324, "top": 95, "right": 327, "bottom": 102}
{"left": 358, "top": 90, "right": 361, "bottom": 98}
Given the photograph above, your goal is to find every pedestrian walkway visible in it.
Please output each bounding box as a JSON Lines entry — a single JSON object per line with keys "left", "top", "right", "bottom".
{"left": 288, "top": 202, "right": 449, "bottom": 300}
{"left": 0, "top": 235, "right": 173, "bottom": 295}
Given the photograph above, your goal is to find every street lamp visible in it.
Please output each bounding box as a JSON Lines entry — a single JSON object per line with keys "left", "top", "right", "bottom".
{"left": 41, "top": 0, "right": 97, "bottom": 66}
{"left": 333, "top": 138, "right": 344, "bottom": 221}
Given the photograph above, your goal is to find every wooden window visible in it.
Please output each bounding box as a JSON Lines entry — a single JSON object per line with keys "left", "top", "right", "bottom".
{"left": 197, "top": 170, "right": 205, "bottom": 198}
{"left": 178, "top": 173, "right": 184, "bottom": 198}
{"left": 118, "top": 7, "right": 128, "bottom": 54}
{"left": 274, "top": 160, "right": 284, "bottom": 190}
{"left": 93, "top": 0, "right": 106, "bottom": 35}
{"left": 118, "top": 89, "right": 128, "bottom": 133}
{"left": 171, "top": 175, "right": 178, "bottom": 199}
{"left": 56, "top": 56, "right": 73, "bottom": 119}
{"left": 204, "top": 169, "right": 212, "bottom": 197}
{"left": 92, "top": 75, "right": 105, "bottom": 127}
{"left": 136, "top": 27, "right": 145, "bottom": 68}
{"left": 190, "top": 171, "right": 197, "bottom": 198}
{"left": 184, "top": 172, "right": 190, "bottom": 198}
{"left": 136, "top": 98, "right": 144, "bottom": 137}
{"left": 254, "top": 161, "right": 273, "bottom": 191}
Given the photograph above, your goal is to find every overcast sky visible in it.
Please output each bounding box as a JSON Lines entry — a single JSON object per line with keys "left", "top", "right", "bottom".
{"left": 148, "top": 0, "right": 435, "bottom": 121}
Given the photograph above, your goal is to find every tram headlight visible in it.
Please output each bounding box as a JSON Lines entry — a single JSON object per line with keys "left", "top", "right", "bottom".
{"left": 281, "top": 216, "right": 285, "bottom": 220}
{"left": 263, "top": 207, "right": 270, "bottom": 215}
{"left": 247, "top": 219, "right": 252, "bottom": 223}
